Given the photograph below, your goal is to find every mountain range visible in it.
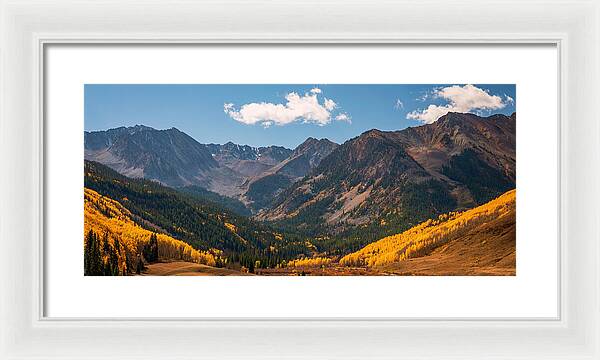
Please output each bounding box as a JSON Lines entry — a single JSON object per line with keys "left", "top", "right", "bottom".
{"left": 84, "top": 112, "right": 515, "bottom": 240}
{"left": 85, "top": 126, "right": 339, "bottom": 211}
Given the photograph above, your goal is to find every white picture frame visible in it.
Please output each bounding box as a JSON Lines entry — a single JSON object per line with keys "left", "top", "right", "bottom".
{"left": 1, "top": 0, "right": 598, "bottom": 359}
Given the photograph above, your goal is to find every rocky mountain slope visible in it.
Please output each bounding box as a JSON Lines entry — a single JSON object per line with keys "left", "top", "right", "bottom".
{"left": 242, "top": 137, "right": 339, "bottom": 210}
{"left": 85, "top": 125, "right": 226, "bottom": 188}
{"left": 258, "top": 112, "right": 516, "bottom": 237}
{"left": 85, "top": 126, "right": 291, "bottom": 198}
{"left": 205, "top": 142, "right": 292, "bottom": 177}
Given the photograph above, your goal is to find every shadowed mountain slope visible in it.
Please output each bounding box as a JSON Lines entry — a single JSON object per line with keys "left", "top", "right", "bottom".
{"left": 242, "top": 137, "right": 339, "bottom": 211}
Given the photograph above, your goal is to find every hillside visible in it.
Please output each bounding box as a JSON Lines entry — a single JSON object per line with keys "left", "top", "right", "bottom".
{"left": 399, "top": 112, "right": 515, "bottom": 203}
{"left": 259, "top": 112, "right": 515, "bottom": 242}
{"left": 340, "top": 189, "right": 516, "bottom": 275}
{"left": 84, "top": 188, "right": 216, "bottom": 275}
{"left": 84, "top": 160, "right": 310, "bottom": 268}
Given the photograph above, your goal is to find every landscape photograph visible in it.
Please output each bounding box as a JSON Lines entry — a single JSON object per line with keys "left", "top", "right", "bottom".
{"left": 83, "top": 84, "right": 516, "bottom": 276}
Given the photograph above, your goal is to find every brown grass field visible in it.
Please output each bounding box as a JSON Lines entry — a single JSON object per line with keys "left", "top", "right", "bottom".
{"left": 141, "top": 261, "right": 253, "bottom": 276}
{"left": 378, "top": 213, "right": 516, "bottom": 276}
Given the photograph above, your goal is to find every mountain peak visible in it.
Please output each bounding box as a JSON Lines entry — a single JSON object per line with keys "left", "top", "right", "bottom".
{"left": 122, "top": 125, "right": 184, "bottom": 135}
{"left": 84, "top": 125, "right": 218, "bottom": 187}
{"left": 362, "top": 128, "right": 385, "bottom": 137}
{"left": 437, "top": 112, "right": 473, "bottom": 123}
{"left": 294, "top": 137, "right": 337, "bottom": 155}
{"left": 437, "top": 111, "right": 515, "bottom": 125}
{"left": 433, "top": 112, "right": 499, "bottom": 130}
{"left": 127, "top": 124, "right": 155, "bottom": 133}
{"left": 298, "top": 136, "right": 336, "bottom": 146}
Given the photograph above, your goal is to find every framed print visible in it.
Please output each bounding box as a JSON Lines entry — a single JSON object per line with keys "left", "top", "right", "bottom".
{"left": 1, "top": 0, "right": 599, "bottom": 359}
{"left": 44, "top": 45, "right": 556, "bottom": 319}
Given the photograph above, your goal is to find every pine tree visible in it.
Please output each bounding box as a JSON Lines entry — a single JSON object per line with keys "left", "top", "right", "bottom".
{"left": 149, "top": 233, "right": 158, "bottom": 262}
{"left": 136, "top": 254, "right": 145, "bottom": 275}
{"left": 143, "top": 233, "right": 159, "bottom": 263}
{"left": 84, "top": 229, "right": 94, "bottom": 275}
{"left": 84, "top": 229, "right": 103, "bottom": 275}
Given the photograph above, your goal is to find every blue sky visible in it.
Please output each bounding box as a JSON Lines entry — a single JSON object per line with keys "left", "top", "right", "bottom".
{"left": 85, "top": 84, "right": 516, "bottom": 149}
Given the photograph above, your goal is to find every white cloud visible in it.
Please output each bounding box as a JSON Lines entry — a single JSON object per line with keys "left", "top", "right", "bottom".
{"left": 224, "top": 103, "right": 235, "bottom": 112}
{"left": 406, "top": 84, "right": 508, "bottom": 124}
{"left": 324, "top": 98, "right": 337, "bottom": 111}
{"left": 408, "top": 104, "right": 455, "bottom": 124}
{"left": 310, "top": 87, "right": 322, "bottom": 94}
{"left": 335, "top": 113, "right": 352, "bottom": 123}
{"left": 224, "top": 91, "right": 337, "bottom": 127}
{"left": 394, "top": 99, "right": 404, "bottom": 110}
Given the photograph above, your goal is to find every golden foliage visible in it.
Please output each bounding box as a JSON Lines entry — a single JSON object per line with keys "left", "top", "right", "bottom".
{"left": 340, "top": 189, "right": 516, "bottom": 267}
{"left": 224, "top": 222, "right": 237, "bottom": 233}
{"left": 287, "top": 257, "right": 332, "bottom": 267}
{"left": 84, "top": 188, "right": 216, "bottom": 274}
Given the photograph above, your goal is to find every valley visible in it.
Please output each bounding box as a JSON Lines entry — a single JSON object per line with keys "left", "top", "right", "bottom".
{"left": 83, "top": 112, "right": 516, "bottom": 276}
